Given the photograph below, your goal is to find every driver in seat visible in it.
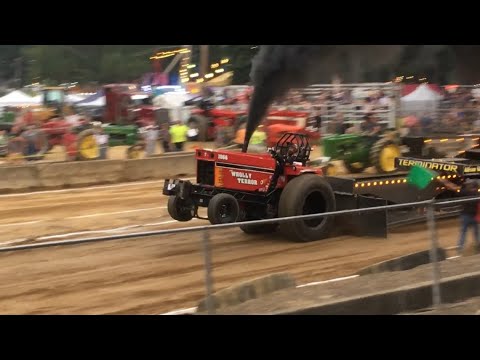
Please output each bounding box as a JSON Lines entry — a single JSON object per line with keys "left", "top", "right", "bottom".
{"left": 286, "top": 143, "right": 299, "bottom": 164}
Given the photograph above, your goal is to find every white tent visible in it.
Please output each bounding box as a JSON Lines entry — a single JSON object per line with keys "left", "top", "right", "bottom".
{"left": 401, "top": 84, "right": 443, "bottom": 102}
{"left": 400, "top": 84, "right": 444, "bottom": 114}
{"left": 0, "top": 90, "right": 38, "bottom": 106}
{"left": 132, "top": 94, "right": 149, "bottom": 100}
{"left": 31, "top": 94, "right": 42, "bottom": 104}
{"left": 76, "top": 96, "right": 106, "bottom": 107}
{"left": 153, "top": 91, "right": 192, "bottom": 109}
{"left": 153, "top": 91, "right": 196, "bottom": 122}
{"left": 66, "top": 94, "right": 86, "bottom": 103}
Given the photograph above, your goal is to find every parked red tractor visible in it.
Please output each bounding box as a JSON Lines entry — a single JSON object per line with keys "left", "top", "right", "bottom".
{"left": 8, "top": 84, "right": 158, "bottom": 161}
{"left": 8, "top": 87, "right": 95, "bottom": 161}
{"left": 186, "top": 102, "right": 247, "bottom": 142}
{"left": 186, "top": 101, "right": 321, "bottom": 148}
{"left": 163, "top": 133, "right": 336, "bottom": 242}
{"left": 264, "top": 109, "right": 321, "bottom": 147}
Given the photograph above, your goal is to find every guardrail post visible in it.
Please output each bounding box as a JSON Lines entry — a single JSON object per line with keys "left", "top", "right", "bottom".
{"left": 426, "top": 200, "right": 442, "bottom": 307}
{"left": 202, "top": 228, "right": 215, "bottom": 314}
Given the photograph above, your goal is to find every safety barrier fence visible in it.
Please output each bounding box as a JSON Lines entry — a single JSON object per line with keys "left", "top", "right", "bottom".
{"left": 1, "top": 195, "right": 479, "bottom": 314}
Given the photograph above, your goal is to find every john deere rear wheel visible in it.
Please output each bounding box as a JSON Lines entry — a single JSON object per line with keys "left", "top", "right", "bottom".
{"left": 324, "top": 163, "right": 338, "bottom": 176}
{"left": 77, "top": 129, "right": 99, "bottom": 161}
{"left": 370, "top": 138, "right": 401, "bottom": 174}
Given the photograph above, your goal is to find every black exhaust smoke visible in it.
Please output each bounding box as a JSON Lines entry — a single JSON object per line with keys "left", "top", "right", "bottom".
{"left": 242, "top": 45, "right": 325, "bottom": 152}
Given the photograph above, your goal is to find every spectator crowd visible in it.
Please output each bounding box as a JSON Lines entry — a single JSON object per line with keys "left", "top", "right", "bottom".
{"left": 2, "top": 84, "right": 480, "bottom": 164}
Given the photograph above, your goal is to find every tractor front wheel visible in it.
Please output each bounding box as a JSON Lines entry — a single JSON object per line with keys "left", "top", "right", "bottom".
{"left": 207, "top": 193, "right": 240, "bottom": 225}
{"left": 278, "top": 174, "right": 336, "bottom": 242}
{"left": 168, "top": 196, "right": 195, "bottom": 222}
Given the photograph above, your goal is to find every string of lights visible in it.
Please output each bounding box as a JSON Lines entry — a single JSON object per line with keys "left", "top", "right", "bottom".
{"left": 391, "top": 75, "right": 428, "bottom": 83}
{"left": 179, "top": 58, "right": 230, "bottom": 84}
{"left": 148, "top": 47, "right": 231, "bottom": 85}
{"left": 149, "top": 48, "right": 191, "bottom": 60}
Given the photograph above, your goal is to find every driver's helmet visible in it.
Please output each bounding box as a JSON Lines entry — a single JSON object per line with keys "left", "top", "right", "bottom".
{"left": 287, "top": 143, "right": 298, "bottom": 156}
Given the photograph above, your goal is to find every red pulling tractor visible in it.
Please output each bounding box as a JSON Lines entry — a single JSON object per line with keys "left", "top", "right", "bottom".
{"left": 164, "top": 133, "right": 337, "bottom": 242}
{"left": 186, "top": 104, "right": 321, "bottom": 148}
{"left": 185, "top": 86, "right": 321, "bottom": 146}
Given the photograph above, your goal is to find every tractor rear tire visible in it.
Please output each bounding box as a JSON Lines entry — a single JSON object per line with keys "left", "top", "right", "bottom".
{"left": 370, "top": 138, "right": 401, "bottom": 174}
{"left": 77, "top": 129, "right": 100, "bottom": 161}
{"left": 188, "top": 115, "right": 209, "bottom": 142}
{"left": 240, "top": 222, "right": 278, "bottom": 234}
{"left": 208, "top": 193, "right": 240, "bottom": 225}
{"left": 168, "top": 196, "right": 194, "bottom": 222}
{"left": 278, "top": 174, "right": 336, "bottom": 242}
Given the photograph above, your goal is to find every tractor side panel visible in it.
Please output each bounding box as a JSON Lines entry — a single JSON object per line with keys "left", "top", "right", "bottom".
{"left": 103, "top": 125, "right": 138, "bottom": 146}
{"left": 214, "top": 150, "right": 276, "bottom": 170}
{"left": 284, "top": 166, "right": 322, "bottom": 177}
{"left": 215, "top": 165, "right": 273, "bottom": 193}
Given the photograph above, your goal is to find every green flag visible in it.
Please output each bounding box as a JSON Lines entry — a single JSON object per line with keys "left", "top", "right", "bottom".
{"left": 407, "top": 165, "right": 438, "bottom": 190}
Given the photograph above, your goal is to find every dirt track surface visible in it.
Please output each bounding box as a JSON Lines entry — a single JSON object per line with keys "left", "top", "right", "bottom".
{"left": 0, "top": 179, "right": 467, "bottom": 313}
{"left": 215, "top": 253, "right": 480, "bottom": 315}
{"left": 0, "top": 180, "right": 182, "bottom": 245}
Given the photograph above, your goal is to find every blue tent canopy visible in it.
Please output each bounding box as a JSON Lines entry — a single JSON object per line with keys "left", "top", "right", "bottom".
{"left": 75, "top": 89, "right": 105, "bottom": 105}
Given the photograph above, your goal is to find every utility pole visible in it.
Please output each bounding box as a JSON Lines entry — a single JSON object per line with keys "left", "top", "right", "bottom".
{"left": 13, "top": 57, "right": 22, "bottom": 88}
{"left": 200, "top": 45, "right": 209, "bottom": 77}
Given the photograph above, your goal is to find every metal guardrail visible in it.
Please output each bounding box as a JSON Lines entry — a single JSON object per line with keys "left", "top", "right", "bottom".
{"left": 0, "top": 196, "right": 476, "bottom": 254}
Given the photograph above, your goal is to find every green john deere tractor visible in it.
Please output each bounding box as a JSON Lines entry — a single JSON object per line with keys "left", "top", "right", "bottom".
{"left": 102, "top": 124, "right": 144, "bottom": 159}
{"left": 0, "top": 111, "right": 15, "bottom": 134}
{"left": 323, "top": 130, "right": 402, "bottom": 174}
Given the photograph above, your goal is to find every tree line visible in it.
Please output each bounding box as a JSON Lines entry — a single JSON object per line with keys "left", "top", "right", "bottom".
{"left": 0, "top": 45, "right": 479, "bottom": 87}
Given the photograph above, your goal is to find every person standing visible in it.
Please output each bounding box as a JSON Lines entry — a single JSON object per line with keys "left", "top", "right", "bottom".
{"left": 159, "top": 122, "right": 171, "bottom": 153}
{"left": 0, "top": 130, "right": 8, "bottom": 157}
{"left": 144, "top": 125, "right": 159, "bottom": 157}
{"left": 94, "top": 125, "right": 109, "bottom": 160}
{"left": 438, "top": 178, "right": 480, "bottom": 255}
{"left": 234, "top": 124, "right": 247, "bottom": 148}
{"left": 169, "top": 120, "right": 189, "bottom": 151}
{"left": 248, "top": 125, "right": 267, "bottom": 153}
